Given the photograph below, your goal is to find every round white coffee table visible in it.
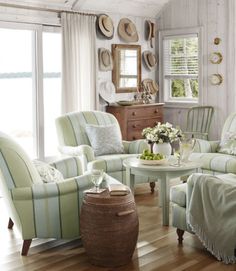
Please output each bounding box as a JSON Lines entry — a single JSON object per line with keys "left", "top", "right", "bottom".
{"left": 123, "top": 157, "right": 201, "bottom": 226}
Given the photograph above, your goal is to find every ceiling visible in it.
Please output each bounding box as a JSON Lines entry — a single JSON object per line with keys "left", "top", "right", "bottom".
{"left": 0, "top": 0, "right": 170, "bottom": 18}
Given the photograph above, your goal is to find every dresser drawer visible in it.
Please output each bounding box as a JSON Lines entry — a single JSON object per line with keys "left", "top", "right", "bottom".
{"left": 127, "top": 131, "right": 144, "bottom": 141}
{"left": 128, "top": 118, "right": 159, "bottom": 131}
{"left": 127, "top": 106, "right": 162, "bottom": 120}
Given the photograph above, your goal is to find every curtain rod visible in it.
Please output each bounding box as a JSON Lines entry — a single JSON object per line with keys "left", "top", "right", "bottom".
{"left": 0, "top": 3, "right": 97, "bottom": 17}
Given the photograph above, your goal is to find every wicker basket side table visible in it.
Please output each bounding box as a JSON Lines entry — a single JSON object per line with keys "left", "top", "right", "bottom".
{"left": 80, "top": 190, "right": 139, "bottom": 267}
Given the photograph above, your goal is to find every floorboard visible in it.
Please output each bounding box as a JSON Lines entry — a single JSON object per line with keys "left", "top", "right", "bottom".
{"left": 0, "top": 182, "right": 235, "bottom": 271}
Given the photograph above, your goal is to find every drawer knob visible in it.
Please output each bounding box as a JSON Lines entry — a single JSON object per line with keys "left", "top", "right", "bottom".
{"left": 132, "top": 111, "right": 136, "bottom": 116}
{"left": 154, "top": 109, "right": 158, "bottom": 113}
{"left": 132, "top": 136, "right": 136, "bottom": 140}
{"left": 132, "top": 124, "right": 137, "bottom": 128}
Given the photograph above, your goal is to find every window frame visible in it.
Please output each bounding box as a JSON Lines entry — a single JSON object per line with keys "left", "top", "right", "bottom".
{"left": 159, "top": 27, "right": 203, "bottom": 108}
{"left": 0, "top": 21, "right": 61, "bottom": 160}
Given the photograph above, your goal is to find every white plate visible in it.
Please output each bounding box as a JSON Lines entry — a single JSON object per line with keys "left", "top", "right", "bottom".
{"left": 138, "top": 158, "right": 168, "bottom": 165}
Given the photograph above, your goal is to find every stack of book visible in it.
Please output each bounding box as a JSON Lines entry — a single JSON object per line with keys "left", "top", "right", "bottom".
{"left": 108, "top": 183, "right": 130, "bottom": 196}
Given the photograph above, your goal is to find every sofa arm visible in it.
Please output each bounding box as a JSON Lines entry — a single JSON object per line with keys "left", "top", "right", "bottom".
{"left": 122, "top": 139, "right": 149, "bottom": 154}
{"left": 193, "top": 139, "right": 220, "bottom": 153}
{"left": 50, "top": 157, "right": 83, "bottom": 179}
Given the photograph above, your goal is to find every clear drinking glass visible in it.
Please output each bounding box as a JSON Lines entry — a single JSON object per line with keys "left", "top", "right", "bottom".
{"left": 179, "top": 138, "right": 196, "bottom": 163}
{"left": 91, "top": 169, "right": 104, "bottom": 193}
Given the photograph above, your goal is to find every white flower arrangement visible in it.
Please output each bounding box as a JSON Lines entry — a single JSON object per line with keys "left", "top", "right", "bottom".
{"left": 142, "top": 122, "right": 183, "bottom": 144}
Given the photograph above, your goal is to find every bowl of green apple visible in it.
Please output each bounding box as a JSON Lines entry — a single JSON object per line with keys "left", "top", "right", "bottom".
{"left": 138, "top": 149, "right": 167, "bottom": 165}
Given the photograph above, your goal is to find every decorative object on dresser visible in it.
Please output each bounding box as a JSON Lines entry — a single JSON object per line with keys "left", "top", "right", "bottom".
{"left": 106, "top": 103, "right": 164, "bottom": 141}
{"left": 98, "top": 48, "right": 113, "bottom": 71}
{"left": 146, "top": 20, "right": 155, "bottom": 48}
{"left": 80, "top": 189, "right": 138, "bottom": 267}
{"left": 143, "top": 50, "right": 157, "bottom": 70}
{"left": 96, "top": 14, "right": 114, "bottom": 39}
{"left": 118, "top": 18, "right": 139, "bottom": 42}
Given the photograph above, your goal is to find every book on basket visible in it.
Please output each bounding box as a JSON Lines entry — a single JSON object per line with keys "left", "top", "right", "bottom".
{"left": 108, "top": 184, "right": 129, "bottom": 196}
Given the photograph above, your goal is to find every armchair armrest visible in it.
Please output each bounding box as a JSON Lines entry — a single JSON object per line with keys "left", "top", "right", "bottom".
{"left": 50, "top": 156, "right": 83, "bottom": 179}
{"left": 11, "top": 173, "right": 93, "bottom": 201}
{"left": 193, "top": 139, "right": 220, "bottom": 153}
{"left": 122, "top": 139, "right": 149, "bottom": 154}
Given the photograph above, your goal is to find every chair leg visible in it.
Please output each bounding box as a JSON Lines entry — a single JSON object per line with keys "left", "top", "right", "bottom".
{"left": 8, "top": 218, "right": 14, "bottom": 229}
{"left": 177, "top": 228, "right": 185, "bottom": 245}
{"left": 21, "top": 239, "right": 32, "bottom": 256}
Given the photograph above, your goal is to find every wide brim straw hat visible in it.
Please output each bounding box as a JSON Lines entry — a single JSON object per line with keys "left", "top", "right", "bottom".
{"left": 99, "top": 48, "right": 113, "bottom": 71}
{"left": 142, "top": 79, "right": 159, "bottom": 94}
{"left": 143, "top": 51, "right": 157, "bottom": 70}
{"left": 96, "top": 14, "right": 114, "bottom": 39}
{"left": 99, "top": 81, "right": 116, "bottom": 104}
{"left": 118, "top": 18, "right": 139, "bottom": 42}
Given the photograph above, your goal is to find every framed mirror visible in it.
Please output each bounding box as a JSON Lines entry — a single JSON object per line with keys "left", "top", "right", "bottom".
{"left": 112, "top": 44, "right": 141, "bottom": 93}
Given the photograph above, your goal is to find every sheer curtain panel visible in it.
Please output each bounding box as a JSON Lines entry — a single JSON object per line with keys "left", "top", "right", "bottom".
{"left": 61, "top": 13, "right": 97, "bottom": 113}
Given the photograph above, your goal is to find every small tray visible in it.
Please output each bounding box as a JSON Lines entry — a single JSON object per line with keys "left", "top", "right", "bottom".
{"left": 117, "top": 100, "right": 141, "bottom": 106}
{"left": 138, "top": 158, "right": 168, "bottom": 166}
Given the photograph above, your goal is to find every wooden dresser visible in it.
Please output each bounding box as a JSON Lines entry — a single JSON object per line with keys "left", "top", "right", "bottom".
{"left": 106, "top": 103, "right": 164, "bottom": 140}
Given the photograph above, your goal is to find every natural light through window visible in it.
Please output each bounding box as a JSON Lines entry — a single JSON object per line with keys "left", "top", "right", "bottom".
{"left": 160, "top": 28, "right": 201, "bottom": 104}
{"left": 43, "top": 32, "right": 61, "bottom": 157}
{"left": 0, "top": 25, "right": 61, "bottom": 159}
{"left": 0, "top": 28, "right": 35, "bottom": 156}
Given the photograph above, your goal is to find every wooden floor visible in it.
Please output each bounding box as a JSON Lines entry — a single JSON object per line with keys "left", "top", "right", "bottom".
{"left": 0, "top": 183, "right": 235, "bottom": 271}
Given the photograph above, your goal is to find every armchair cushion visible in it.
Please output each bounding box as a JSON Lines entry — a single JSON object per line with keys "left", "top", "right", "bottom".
{"left": 33, "top": 160, "right": 64, "bottom": 183}
{"left": 122, "top": 139, "right": 149, "bottom": 154}
{"left": 217, "top": 132, "right": 236, "bottom": 155}
{"left": 85, "top": 123, "right": 124, "bottom": 156}
{"left": 190, "top": 152, "right": 236, "bottom": 174}
{"left": 193, "top": 139, "right": 220, "bottom": 153}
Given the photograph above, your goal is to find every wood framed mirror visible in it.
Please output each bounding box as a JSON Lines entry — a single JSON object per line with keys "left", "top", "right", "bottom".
{"left": 112, "top": 44, "right": 141, "bottom": 93}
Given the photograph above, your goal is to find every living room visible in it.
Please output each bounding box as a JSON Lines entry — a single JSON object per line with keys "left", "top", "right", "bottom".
{"left": 0, "top": 0, "right": 235, "bottom": 270}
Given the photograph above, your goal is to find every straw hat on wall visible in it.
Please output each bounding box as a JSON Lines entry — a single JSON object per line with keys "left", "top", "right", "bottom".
{"left": 98, "top": 48, "right": 113, "bottom": 71}
{"left": 143, "top": 51, "right": 157, "bottom": 70}
{"left": 96, "top": 14, "right": 114, "bottom": 39}
{"left": 146, "top": 20, "right": 155, "bottom": 48}
{"left": 142, "top": 79, "right": 159, "bottom": 94}
{"left": 118, "top": 18, "right": 139, "bottom": 42}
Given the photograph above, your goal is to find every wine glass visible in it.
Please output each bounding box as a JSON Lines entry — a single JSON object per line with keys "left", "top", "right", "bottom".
{"left": 90, "top": 169, "right": 104, "bottom": 193}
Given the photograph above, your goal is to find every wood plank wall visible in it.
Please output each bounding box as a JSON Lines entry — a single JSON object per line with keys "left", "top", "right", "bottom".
{"left": 157, "top": 0, "right": 235, "bottom": 140}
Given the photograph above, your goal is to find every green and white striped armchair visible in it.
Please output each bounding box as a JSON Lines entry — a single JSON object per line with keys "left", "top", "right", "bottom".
{"left": 55, "top": 111, "right": 149, "bottom": 184}
{"left": 0, "top": 132, "right": 105, "bottom": 255}
{"left": 190, "top": 112, "right": 236, "bottom": 175}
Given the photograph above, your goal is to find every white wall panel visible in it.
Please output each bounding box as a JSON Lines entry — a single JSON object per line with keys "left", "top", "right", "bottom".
{"left": 157, "top": 0, "right": 233, "bottom": 140}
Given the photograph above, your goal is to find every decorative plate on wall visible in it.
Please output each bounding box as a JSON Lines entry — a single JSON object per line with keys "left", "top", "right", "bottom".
{"left": 209, "top": 52, "right": 223, "bottom": 64}
{"left": 210, "top": 74, "right": 223, "bottom": 85}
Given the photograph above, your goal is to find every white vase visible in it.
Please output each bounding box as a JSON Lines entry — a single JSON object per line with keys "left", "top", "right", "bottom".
{"left": 153, "top": 142, "right": 172, "bottom": 157}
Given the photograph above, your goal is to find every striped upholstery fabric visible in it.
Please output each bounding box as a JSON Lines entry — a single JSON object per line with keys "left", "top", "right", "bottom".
{"left": 170, "top": 183, "right": 186, "bottom": 207}
{"left": 0, "top": 132, "right": 125, "bottom": 254}
{"left": 171, "top": 173, "right": 236, "bottom": 236}
{"left": 56, "top": 111, "right": 149, "bottom": 184}
{"left": 189, "top": 113, "right": 236, "bottom": 175}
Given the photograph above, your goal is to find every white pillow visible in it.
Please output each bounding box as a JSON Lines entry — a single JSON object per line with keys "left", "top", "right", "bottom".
{"left": 33, "top": 160, "right": 64, "bottom": 183}
{"left": 85, "top": 124, "right": 124, "bottom": 156}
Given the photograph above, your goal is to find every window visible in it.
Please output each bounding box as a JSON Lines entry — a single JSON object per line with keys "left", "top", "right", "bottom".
{"left": 0, "top": 23, "right": 61, "bottom": 159}
{"left": 160, "top": 28, "right": 202, "bottom": 105}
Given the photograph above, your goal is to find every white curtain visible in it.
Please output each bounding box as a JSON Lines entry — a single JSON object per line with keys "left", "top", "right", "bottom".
{"left": 61, "top": 12, "right": 98, "bottom": 113}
